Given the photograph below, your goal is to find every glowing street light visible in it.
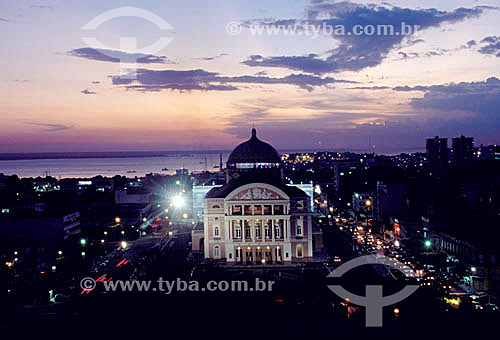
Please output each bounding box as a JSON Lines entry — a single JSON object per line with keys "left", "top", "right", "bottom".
{"left": 424, "top": 240, "right": 432, "bottom": 248}
{"left": 172, "top": 195, "right": 185, "bottom": 208}
{"left": 121, "top": 241, "right": 128, "bottom": 249}
{"left": 115, "top": 217, "right": 121, "bottom": 224}
{"left": 80, "top": 238, "right": 87, "bottom": 246}
{"left": 365, "top": 200, "right": 372, "bottom": 207}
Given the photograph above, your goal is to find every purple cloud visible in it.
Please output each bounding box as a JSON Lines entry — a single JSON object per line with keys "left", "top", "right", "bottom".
{"left": 69, "top": 47, "right": 174, "bottom": 64}
{"left": 241, "top": 1, "right": 491, "bottom": 74}
{"left": 479, "top": 36, "right": 500, "bottom": 57}
{"left": 111, "top": 68, "right": 357, "bottom": 92}
{"left": 81, "top": 89, "right": 96, "bottom": 95}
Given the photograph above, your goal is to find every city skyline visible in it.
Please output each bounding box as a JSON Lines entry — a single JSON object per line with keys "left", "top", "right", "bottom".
{"left": 1, "top": 0, "right": 500, "bottom": 153}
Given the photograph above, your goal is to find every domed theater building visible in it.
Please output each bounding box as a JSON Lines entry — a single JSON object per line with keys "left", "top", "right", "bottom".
{"left": 201, "top": 128, "right": 315, "bottom": 264}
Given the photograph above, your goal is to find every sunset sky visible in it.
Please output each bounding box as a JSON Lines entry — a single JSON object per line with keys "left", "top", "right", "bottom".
{"left": 1, "top": 0, "right": 499, "bottom": 153}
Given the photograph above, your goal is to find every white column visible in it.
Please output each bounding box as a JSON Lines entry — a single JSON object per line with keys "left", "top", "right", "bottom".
{"left": 251, "top": 219, "right": 255, "bottom": 242}
{"left": 307, "top": 214, "right": 313, "bottom": 257}
{"left": 271, "top": 219, "right": 275, "bottom": 242}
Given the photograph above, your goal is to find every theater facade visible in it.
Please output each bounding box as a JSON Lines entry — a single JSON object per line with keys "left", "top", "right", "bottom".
{"left": 199, "top": 128, "right": 315, "bottom": 264}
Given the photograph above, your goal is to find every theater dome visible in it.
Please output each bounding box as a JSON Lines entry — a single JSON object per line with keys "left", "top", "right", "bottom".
{"left": 227, "top": 128, "right": 281, "bottom": 164}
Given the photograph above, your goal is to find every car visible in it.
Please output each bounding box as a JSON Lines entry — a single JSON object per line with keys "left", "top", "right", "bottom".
{"left": 333, "top": 256, "right": 342, "bottom": 263}
{"left": 486, "top": 303, "right": 499, "bottom": 312}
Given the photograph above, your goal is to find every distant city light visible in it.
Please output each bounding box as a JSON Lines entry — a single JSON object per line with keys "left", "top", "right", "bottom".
{"left": 425, "top": 240, "right": 431, "bottom": 248}
{"left": 80, "top": 238, "right": 86, "bottom": 246}
{"left": 471, "top": 266, "right": 477, "bottom": 273}
{"left": 115, "top": 217, "right": 121, "bottom": 224}
{"left": 182, "top": 213, "right": 188, "bottom": 219}
{"left": 121, "top": 241, "right": 128, "bottom": 249}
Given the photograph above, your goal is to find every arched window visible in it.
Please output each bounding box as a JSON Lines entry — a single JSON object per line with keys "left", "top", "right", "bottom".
{"left": 296, "top": 244, "right": 303, "bottom": 258}
{"left": 212, "top": 204, "right": 221, "bottom": 209}
{"left": 295, "top": 202, "right": 304, "bottom": 210}
{"left": 214, "top": 245, "right": 221, "bottom": 259}
{"left": 214, "top": 225, "right": 220, "bottom": 237}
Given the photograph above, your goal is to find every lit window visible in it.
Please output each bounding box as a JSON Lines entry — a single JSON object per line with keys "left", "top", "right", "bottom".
{"left": 296, "top": 244, "right": 303, "bottom": 258}
{"left": 232, "top": 205, "right": 242, "bottom": 215}
{"left": 264, "top": 220, "right": 271, "bottom": 239}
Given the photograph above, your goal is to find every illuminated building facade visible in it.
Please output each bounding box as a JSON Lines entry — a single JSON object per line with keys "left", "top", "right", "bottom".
{"left": 201, "top": 128, "right": 314, "bottom": 264}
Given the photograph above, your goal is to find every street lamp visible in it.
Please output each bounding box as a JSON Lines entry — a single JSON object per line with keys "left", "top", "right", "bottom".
{"left": 172, "top": 195, "right": 185, "bottom": 208}
{"left": 115, "top": 217, "right": 121, "bottom": 224}
{"left": 80, "top": 238, "right": 86, "bottom": 246}
{"left": 425, "top": 240, "right": 432, "bottom": 248}
{"left": 121, "top": 241, "right": 128, "bottom": 249}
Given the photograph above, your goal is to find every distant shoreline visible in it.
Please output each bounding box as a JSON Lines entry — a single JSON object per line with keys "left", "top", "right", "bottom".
{"left": 0, "top": 148, "right": 425, "bottom": 161}
{"left": 0, "top": 151, "right": 231, "bottom": 161}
